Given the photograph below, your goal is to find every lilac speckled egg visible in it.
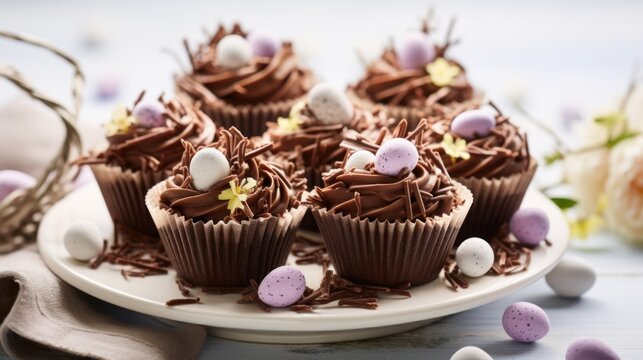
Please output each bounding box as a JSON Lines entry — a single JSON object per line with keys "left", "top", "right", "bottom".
{"left": 394, "top": 32, "right": 436, "bottom": 70}
{"left": 258, "top": 266, "right": 306, "bottom": 308}
{"left": 0, "top": 170, "right": 36, "bottom": 202}
{"left": 502, "top": 302, "right": 550, "bottom": 343}
{"left": 374, "top": 138, "right": 419, "bottom": 176}
{"left": 247, "top": 32, "right": 281, "bottom": 57}
{"left": 509, "top": 208, "right": 550, "bottom": 247}
{"left": 132, "top": 101, "right": 166, "bottom": 128}
{"left": 451, "top": 110, "right": 496, "bottom": 139}
{"left": 566, "top": 338, "right": 620, "bottom": 360}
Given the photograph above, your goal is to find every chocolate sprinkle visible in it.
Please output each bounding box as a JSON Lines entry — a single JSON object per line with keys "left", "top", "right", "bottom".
{"left": 166, "top": 297, "right": 201, "bottom": 306}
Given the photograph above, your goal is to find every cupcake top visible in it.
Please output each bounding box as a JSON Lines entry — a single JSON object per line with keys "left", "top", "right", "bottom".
{"left": 176, "top": 23, "right": 314, "bottom": 106}
{"left": 307, "top": 119, "right": 463, "bottom": 222}
{"left": 78, "top": 92, "right": 216, "bottom": 172}
{"left": 350, "top": 17, "right": 474, "bottom": 108}
{"left": 423, "top": 102, "right": 531, "bottom": 179}
{"left": 265, "top": 83, "right": 391, "bottom": 173}
{"left": 159, "top": 127, "right": 306, "bottom": 224}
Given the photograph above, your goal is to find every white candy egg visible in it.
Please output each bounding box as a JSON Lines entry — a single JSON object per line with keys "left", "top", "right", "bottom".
{"left": 455, "top": 237, "right": 494, "bottom": 278}
{"left": 216, "top": 34, "right": 253, "bottom": 69}
{"left": 450, "top": 346, "right": 493, "bottom": 360}
{"left": 344, "top": 150, "right": 375, "bottom": 170}
{"left": 546, "top": 256, "right": 596, "bottom": 298}
{"left": 307, "top": 83, "right": 354, "bottom": 125}
{"left": 189, "top": 148, "right": 230, "bottom": 191}
{"left": 63, "top": 220, "right": 104, "bottom": 261}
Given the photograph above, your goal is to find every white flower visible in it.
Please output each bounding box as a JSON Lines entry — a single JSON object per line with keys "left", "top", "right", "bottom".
{"left": 564, "top": 114, "right": 612, "bottom": 217}
{"left": 625, "top": 86, "right": 643, "bottom": 132}
{"left": 604, "top": 136, "right": 643, "bottom": 243}
{"left": 564, "top": 148, "right": 609, "bottom": 217}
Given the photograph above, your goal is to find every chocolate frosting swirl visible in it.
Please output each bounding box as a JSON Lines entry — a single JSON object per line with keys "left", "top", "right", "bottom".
{"left": 176, "top": 24, "right": 314, "bottom": 105}
{"left": 308, "top": 119, "right": 463, "bottom": 222}
{"left": 351, "top": 49, "right": 473, "bottom": 108}
{"left": 266, "top": 104, "right": 391, "bottom": 172}
{"left": 423, "top": 102, "right": 531, "bottom": 179}
{"left": 160, "top": 127, "right": 306, "bottom": 224}
{"left": 78, "top": 94, "right": 216, "bottom": 172}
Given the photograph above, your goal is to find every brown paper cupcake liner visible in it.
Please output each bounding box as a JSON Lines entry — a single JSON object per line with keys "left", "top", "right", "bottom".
{"left": 176, "top": 89, "right": 302, "bottom": 138}
{"left": 455, "top": 160, "right": 538, "bottom": 243}
{"left": 312, "top": 182, "right": 473, "bottom": 287}
{"left": 299, "top": 167, "right": 326, "bottom": 233}
{"left": 90, "top": 164, "right": 168, "bottom": 240}
{"left": 146, "top": 181, "right": 308, "bottom": 287}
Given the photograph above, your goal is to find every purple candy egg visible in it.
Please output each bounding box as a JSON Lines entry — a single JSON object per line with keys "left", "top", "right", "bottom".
{"left": 394, "top": 32, "right": 436, "bottom": 70}
{"left": 258, "top": 266, "right": 306, "bottom": 308}
{"left": 0, "top": 170, "right": 36, "bottom": 202}
{"left": 132, "top": 102, "right": 165, "bottom": 128}
{"left": 566, "top": 338, "right": 620, "bottom": 360}
{"left": 247, "top": 32, "right": 281, "bottom": 58}
{"left": 510, "top": 208, "right": 550, "bottom": 247}
{"left": 502, "top": 302, "right": 550, "bottom": 343}
{"left": 451, "top": 110, "right": 496, "bottom": 139}
{"left": 374, "top": 138, "right": 419, "bottom": 176}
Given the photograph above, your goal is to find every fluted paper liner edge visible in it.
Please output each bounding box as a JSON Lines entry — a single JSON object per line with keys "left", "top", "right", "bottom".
{"left": 146, "top": 180, "right": 307, "bottom": 287}
{"left": 90, "top": 164, "right": 168, "bottom": 240}
{"left": 455, "top": 159, "right": 538, "bottom": 242}
{"left": 312, "top": 181, "right": 473, "bottom": 287}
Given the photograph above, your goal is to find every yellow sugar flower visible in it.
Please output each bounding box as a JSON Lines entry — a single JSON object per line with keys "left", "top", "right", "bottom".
{"left": 277, "top": 101, "right": 306, "bottom": 134}
{"left": 104, "top": 104, "right": 137, "bottom": 136}
{"left": 218, "top": 178, "right": 257, "bottom": 213}
{"left": 441, "top": 133, "right": 470, "bottom": 162}
{"left": 426, "top": 58, "right": 461, "bottom": 87}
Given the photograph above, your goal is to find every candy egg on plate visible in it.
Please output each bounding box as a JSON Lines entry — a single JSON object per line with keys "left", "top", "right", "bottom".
{"left": 509, "top": 208, "right": 550, "bottom": 247}
{"left": 258, "top": 266, "right": 306, "bottom": 308}
{"left": 63, "top": 220, "right": 104, "bottom": 262}
{"left": 455, "top": 237, "right": 494, "bottom": 278}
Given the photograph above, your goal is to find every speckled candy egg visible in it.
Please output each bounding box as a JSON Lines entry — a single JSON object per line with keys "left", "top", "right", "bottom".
{"left": 216, "top": 34, "right": 253, "bottom": 69}
{"left": 509, "top": 208, "right": 550, "bottom": 247}
{"left": 0, "top": 170, "right": 36, "bottom": 202}
{"left": 546, "top": 257, "right": 596, "bottom": 298}
{"left": 455, "top": 237, "right": 495, "bottom": 278}
{"left": 307, "top": 83, "right": 354, "bottom": 125}
{"left": 451, "top": 110, "right": 496, "bottom": 139}
{"left": 63, "top": 220, "right": 104, "bottom": 261}
{"left": 374, "top": 138, "right": 419, "bottom": 176}
{"left": 258, "top": 266, "right": 306, "bottom": 308}
{"left": 450, "top": 346, "right": 493, "bottom": 360}
{"left": 345, "top": 150, "right": 375, "bottom": 171}
{"left": 247, "top": 32, "right": 281, "bottom": 57}
{"left": 502, "top": 302, "right": 550, "bottom": 343}
{"left": 189, "top": 148, "right": 230, "bottom": 191}
{"left": 132, "top": 101, "right": 165, "bottom": 128}
{"left": 394, "top": 32, "right": 436, "bottom": 70}
{"left": 566, "top": 338, "right": 620, "bottom": 360}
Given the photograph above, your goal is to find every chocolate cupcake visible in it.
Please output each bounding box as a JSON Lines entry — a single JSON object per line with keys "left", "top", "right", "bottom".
{"left": 424, "top": 102, "right": 537, "bottom": 242}
{"left": 146, "top": 127, "right": 307, "bottom": 287}
{"left": 265, "top": 83, "right": 390, "bottom": 190}
{"left": 77, "top": 93, "right": 216, "bottom": 240}
{"left": 308, "top": 119, "right": 473, "bottom": 287}
{"left": 348, "top": 16, "right": 476, "bottom": 129}
{"left": 176, "top": 23, "right": 314, "bottom": 137}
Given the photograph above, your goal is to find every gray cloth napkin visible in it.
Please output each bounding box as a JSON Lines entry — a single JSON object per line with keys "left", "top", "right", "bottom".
{"left": 0, "top": 94, "right": 207, "bottom": 359}
{"left": 0, "top": 246, "right": 207, "bottom": 359}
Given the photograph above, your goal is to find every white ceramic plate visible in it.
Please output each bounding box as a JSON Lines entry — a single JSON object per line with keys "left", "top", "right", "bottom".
{"left": 38, "top": 183, "right": 569, "bottom": 344}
